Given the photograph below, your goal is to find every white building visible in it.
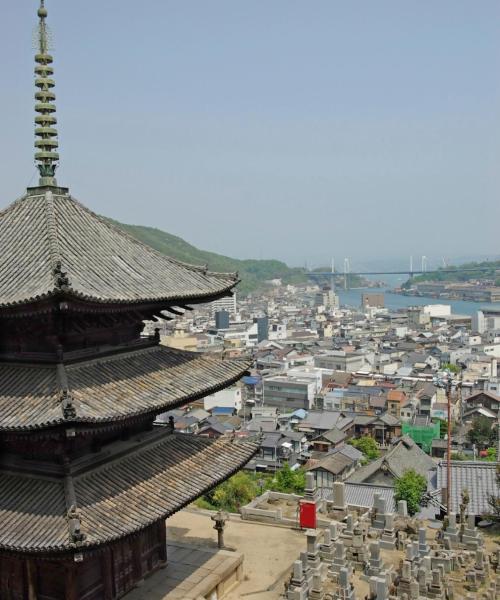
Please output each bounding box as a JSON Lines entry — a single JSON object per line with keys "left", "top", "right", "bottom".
{"left": 204, "top": 387, "right": 242, "bottom": 412}
{"left": 422, "top": 304, "right": 451, "bottom": 318}
{"left": 268, "top": 323, "right": 287, "bottom": 340}
{"left": 472, "top": 311, "right": 486, "bottom": 334}
{"left": 286, "top": 367, "right": 323, "bottom": 395}
{"left": 262, "top": 375, "right": 316, "bottom": 411}
{"left": 314, "top": 351, "right": 367, "bottom": 373}
{"left": 211, "top": 294, "right": 237, "bottom": 316}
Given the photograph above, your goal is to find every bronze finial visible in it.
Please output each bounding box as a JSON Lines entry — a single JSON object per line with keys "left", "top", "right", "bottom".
{"left": 34, "top": 0, "right": 59, "bottom": 186}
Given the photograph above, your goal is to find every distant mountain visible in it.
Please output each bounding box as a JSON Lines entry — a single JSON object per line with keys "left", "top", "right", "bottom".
{"left": 109, "top": 220, "right": 307, "bottom": 295}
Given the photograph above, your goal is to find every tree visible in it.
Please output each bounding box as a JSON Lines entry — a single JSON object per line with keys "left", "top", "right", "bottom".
{"left": 211, "top": 472, "right": 257, "bottom": 512}
{"left": 268, "top": 464, "right": 306, "bottom": 494}
{"left": 394, "top": 469, "right": 427, "bottom": 516}
{"left": 350, "top": 436, "right": 380, "bottom": 461}
{"left": 435, "top": 419, "right": 448, "bottom": 439}
{"left": 480, "top": 447, "right": 497, "bottom": 462}
{"left": 467, "top": 416, "right": 496, "bottom": 448}
{"left": 434, "top": 418, "right": 457, "bottom": 439}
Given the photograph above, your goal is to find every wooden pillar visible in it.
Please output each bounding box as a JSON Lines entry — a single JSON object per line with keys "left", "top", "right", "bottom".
{"left": 65, "top": 561, "right": 77, "bottom": 600}
{"left": 102, "top": 549, "right": 114, "bottom": 600}
{"left": 158, "top": 520, "right": 167, "bottom": 565}
{"left": 26, "top": 559, "right": 37, "bottom": 600}
{"left": 132, "top": 535, "right": 143, "bottom": 585}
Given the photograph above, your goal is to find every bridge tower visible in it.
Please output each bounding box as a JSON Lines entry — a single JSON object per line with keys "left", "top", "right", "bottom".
{"left": 330, "top": 257, "right": 336, "bottom": 293}
{"left": 343, "top": 258, "right": 350, "bottom": 290}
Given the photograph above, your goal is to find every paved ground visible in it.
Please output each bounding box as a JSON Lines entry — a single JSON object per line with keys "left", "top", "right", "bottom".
{"left": 125, "top": 542, "right": 242, "bottom": 600}
{"left": 166, "top": 509, "right": 306, "bottom": 599}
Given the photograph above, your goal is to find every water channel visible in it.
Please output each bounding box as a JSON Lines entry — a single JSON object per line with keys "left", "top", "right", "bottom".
{"left": 337, "top": 287, "right": 499, "bottom": 316}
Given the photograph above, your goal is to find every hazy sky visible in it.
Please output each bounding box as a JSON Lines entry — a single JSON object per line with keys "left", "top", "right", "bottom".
{"left": 2, "top": 1, "right": 500, "bottom": 267}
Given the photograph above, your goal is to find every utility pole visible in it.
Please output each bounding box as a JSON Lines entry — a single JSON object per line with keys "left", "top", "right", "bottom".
{"left": 446, "top": 378, "right": 452, "bottom": 515}
{"left": 457, "top": 375, "right": 463, "bottom": 426}
{"left": 434, "top": 370, "right": 456, "bottom": 515}
{"left": 497, "top": 411, "right": 500, "bottom": 463}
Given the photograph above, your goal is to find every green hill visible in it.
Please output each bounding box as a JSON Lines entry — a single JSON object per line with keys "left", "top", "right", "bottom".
{"left": 109, "top": 220, "right": 307, "bottom": 295}
{"left": 403, "top": 259, "right": 500, "bottom": 288}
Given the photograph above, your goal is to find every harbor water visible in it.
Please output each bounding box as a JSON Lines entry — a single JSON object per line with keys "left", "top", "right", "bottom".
{"left": 337, "top": 287, "right": 499, "bottom": 316}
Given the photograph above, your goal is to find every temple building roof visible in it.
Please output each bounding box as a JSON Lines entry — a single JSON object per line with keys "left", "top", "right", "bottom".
{"left": 0, "top": 346, "right": 250, "bottom": 431}
{"left": 0, "top": 190, "right": 238, "bottom": 309}
{"left": 0, "top": 430, "right": 259, "bottom": 553}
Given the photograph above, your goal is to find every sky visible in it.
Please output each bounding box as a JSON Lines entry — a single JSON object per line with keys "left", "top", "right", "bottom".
{"left": 2, "top": 1, "right": 500, "bottom": 268}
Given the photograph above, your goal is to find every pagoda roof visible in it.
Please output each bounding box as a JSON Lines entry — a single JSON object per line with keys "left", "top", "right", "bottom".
{"left": 0, "top": 430, "right": 258, "bottom": 553}
{"left": 0, "top": 189, "right": 238, "bottom": 309}
{"left": 0, "top": 345, "right": 250, "bottom": 431}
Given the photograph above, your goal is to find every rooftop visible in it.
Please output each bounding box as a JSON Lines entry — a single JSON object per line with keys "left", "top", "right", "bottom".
{"left": 436, "top": 460, "right": 500, "bottom": 516}
{"left": 0, "top": 431, "right": 258, "bottom": 553}
{"left": 0, "top": 346, "right": 250, "bottom": 431}
{"left": 0, "top": 191, "right": 238, "bottom": 309}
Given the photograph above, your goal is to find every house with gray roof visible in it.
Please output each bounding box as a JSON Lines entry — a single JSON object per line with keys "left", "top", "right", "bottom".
{"left": 311, "top": 427, "right": 346, "bottom": 452}
{"left": 306, "top": 444, "right": 363, "bottom": 488}
{"left": 295, "top": 410, "right": 354, "bottom": 438}
{"left": 434, "top": 461, "right": 500, "bottom": 517}
{"left": 346, "top": 436, "right": 435, "bottom": 487}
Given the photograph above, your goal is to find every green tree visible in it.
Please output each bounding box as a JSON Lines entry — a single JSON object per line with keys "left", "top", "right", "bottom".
{"left": 434, "top": 419, "right": 457, "bottom": 439}
{"left": 268, "top": 464, "right": 306, "bottom": 494}
{"left": 350, "top": 436, "right": 380, "bottom": 461}
{"left": 467, "top": 416, "right": 496, "bottom": 448}
{"left": 480, "top": 447, "right": 497, "bottom": 462}
{"left": 435, "top": 419, "right": 448, "bottom": 439}
{"left": 394, "top": 469, "right": 427, "bottom": 516}
{"left": 211, "top": 472, "right": 257, "bottom": 512}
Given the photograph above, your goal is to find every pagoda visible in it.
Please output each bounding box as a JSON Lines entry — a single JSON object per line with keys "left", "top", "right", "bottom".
{"left": 0, "top": 3, "right": 257, "bottom": 599}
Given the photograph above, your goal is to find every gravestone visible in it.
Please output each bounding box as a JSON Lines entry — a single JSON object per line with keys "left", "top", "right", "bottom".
{"left": 319, "top": 528, "right": 334, "bottom": 563}
{"left": 306, "top": 529, "right": 321, "bottom": 570}
{"left": 418, "top": 527, "right": 430, "bottom": 557}
{"left": 330, "top": 540, "right": 349, "bottom": 578}
{"left": 398, "top": 500, "right": 408, "bottom": 517}
{"left": 333, "top": 481, "right": 347, "bottom": 512}
{"left": 287, "top": 560, "right": 309, "bottom": 600}
{"left": 442, "top": 513, "right": 459, "bottom": 547}
{"left": 307, "top": 572, "right": 324, "bottom": 600}
{"left": 380, "top": 512, "right": 397, "bottom": 550}
{"left": 334, "top": 566, "right": 355, "bottom": 599}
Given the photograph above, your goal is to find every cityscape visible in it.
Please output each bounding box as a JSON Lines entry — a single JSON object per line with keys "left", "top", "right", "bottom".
{"left": 0, "top": 2, "right": 499, "bottom": 600}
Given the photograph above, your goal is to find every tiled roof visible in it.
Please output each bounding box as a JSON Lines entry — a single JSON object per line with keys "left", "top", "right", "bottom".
{"left": 319, "top": 483, "right": 395, "bottom": 509}
{"left": 331, "top": 444, "right": 363, "bottom": 462}
{"left": 345, "top": 483, "right": 395, "bottom": 509}
{"left": 306, "top": 452, "right": 354, "bottom": 476}
{"left": 436, "top": 461, "right": 500, "bottom": 516}
{"left": 0, "top": 346, "right": 250, "bottom": 431}
{"left": 347, "top": 436, "right": 435, "bottom": 484}
{"left": 0, "top": 191, "right": 237, "bottom": 308}
{"left": 297, "top": 410, "right": 345, "bottom": 431}
{"left": 314, "top": 428, "right": 346, "bottom": 445}
{"left": 387, "top": 390, "right": 406, "bottom": 402}
{"left": 0, "top": 430, "right": 258, "bottom": 553}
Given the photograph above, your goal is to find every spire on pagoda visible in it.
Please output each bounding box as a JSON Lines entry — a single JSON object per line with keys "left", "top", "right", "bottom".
{"left": 34, "top": 0, "right": 59, "bottom": 186}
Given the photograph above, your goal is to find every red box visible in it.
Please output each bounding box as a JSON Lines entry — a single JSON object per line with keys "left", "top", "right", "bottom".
{"left": 299, "top": 500, "right": 316, "bottom": 529}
